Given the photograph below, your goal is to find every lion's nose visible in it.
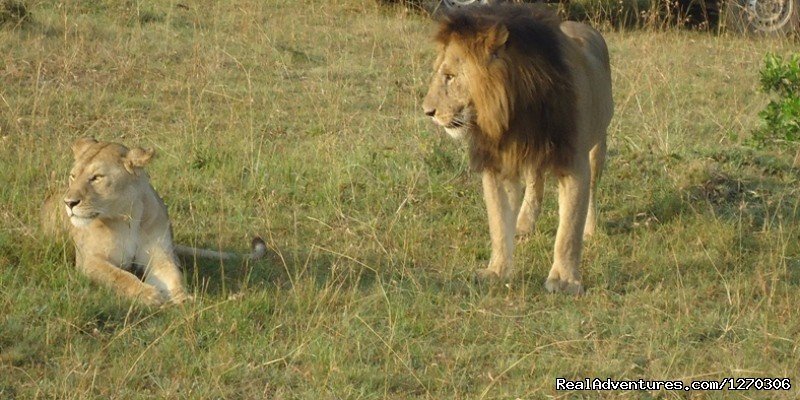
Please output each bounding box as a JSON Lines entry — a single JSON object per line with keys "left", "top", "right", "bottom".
{"left": 423, "top": 107, "right": 436, "bottom": 117}
{"left": 64, "top": 198, "right": 80, "bottom": 209}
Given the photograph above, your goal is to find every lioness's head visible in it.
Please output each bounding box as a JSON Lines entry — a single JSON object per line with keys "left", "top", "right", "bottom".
{"left": 422, "top": 8, "right": 511, "bottom": 141}
{"left": 63, "top": 138, "right": 154, "bottom": 227}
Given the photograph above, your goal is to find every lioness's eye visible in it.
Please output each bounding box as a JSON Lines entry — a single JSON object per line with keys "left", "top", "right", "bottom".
{"left": 444, "top": 74, "right": 454, "bottom": 84}
{"left": 89, "top": 174, "right": 103, "bottom": 182}
{"left": 69, "top": 174, "right": 75, "bottom": 181}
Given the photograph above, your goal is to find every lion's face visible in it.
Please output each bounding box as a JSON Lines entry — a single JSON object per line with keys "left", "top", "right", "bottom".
{"left": 422, "top": 42, "right": 475, "bottom": 140}
{"left": 63, "top": 138, "right": 153, "bottom": 227}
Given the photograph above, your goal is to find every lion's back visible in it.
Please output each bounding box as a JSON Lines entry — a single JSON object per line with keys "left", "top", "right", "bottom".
{"left": 560, "top": 21, "right": 614, "bottom": 132}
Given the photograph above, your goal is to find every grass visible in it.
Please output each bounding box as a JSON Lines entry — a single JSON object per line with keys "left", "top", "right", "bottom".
{"left": 1, "top": 0, "right": 799, "bottom": 398}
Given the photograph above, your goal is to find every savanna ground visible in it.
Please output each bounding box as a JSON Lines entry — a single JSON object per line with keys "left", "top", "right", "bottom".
{"left": 1, "top": 0, "right": 799, "bottom": 398}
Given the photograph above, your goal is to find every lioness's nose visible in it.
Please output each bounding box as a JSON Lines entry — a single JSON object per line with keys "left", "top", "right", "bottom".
{"left": 64, "top": 198, "right": 80, "bottom": 209}
{"left": 424, "top": 107, "right": 436, "bottom": 117}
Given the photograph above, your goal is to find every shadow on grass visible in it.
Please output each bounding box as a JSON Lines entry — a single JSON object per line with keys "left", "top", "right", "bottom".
{"left": 682, "top": 169, "right": 800, "bottom": 226}
{"left": 179, "top": 248, "right": 284, "bottom": 298}
{"left": 604, "top": 189, "right": 688, "bottom": 236}
{"left": 178, "top": 240, "right": 512, "bottom": 303}
{"left": 606, "top": 168, "right": 800, "bottom": 236}
{"left": 179, "top": 244, "right": 386, "bottom": 297}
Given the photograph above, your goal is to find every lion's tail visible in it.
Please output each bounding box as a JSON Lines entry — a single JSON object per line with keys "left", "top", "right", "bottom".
{"left": 174, "top": 237, "right": 267, "bottom": 262}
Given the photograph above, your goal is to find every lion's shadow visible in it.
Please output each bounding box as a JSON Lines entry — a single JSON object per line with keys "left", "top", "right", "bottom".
{"left": 604, "top": 171, "right": 800, "bottom": 236}
{"left": 179, "top": 244, "right": 387, "bottom": 298}
{"left": 179, "top": 243, "right": 524, "bottom": 301}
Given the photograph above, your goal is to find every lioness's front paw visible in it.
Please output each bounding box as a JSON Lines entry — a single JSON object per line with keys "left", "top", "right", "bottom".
{"left": 544, "top": 277, "right": 584, "bottom": 295}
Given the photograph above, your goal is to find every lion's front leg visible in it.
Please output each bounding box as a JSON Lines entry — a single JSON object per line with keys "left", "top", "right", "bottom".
{"left": 141, "top": 249, "right": 190, "bottom": 304}
{"left": 516, "top": 166, "right": 545, "bottom": 236}
{"left": 78, "top": 256, "right": 165, "bottom": 306}
{"left": 545, "top": 161, "right": 590, "bottom": 295}
{"left": 479, "top": 170, "right": 517, "bottom": 280}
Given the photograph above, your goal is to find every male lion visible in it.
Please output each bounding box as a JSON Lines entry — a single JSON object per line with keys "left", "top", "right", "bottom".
{"left": 44, "top": 138, "right": 266, "bottom": 306}
{"left": 422, "top": 4, "right": 613, "bottom": 294}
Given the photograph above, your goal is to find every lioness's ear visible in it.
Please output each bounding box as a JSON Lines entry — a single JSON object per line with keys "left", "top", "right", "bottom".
{"left": 71, "top": 137, "right": 98, "bottom": 158}
{"left": 484, "top": 23, "right": 508, "bottom": 55}
{"left": 124, "top": 147, "right": 155, "bottom": 174}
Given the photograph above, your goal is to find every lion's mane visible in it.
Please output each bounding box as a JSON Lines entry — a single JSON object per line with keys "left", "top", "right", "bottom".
{"left": 435, "top": 4, "right": 578, "bottom": 174}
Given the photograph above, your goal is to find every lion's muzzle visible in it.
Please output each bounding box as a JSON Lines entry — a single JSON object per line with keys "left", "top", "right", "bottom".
{"left": 64, "top": 198, "right": 80, "bottom": 210}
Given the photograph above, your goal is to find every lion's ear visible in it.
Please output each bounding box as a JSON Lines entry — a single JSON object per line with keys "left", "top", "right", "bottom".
{"left": 124, "top": 147, "right": 155, "bottom": 174}
{"left": 71, "top": 137, "right": 98, "bottom": 158}
{"left": 485, "top": 23, "right": 508, "bottom": 55}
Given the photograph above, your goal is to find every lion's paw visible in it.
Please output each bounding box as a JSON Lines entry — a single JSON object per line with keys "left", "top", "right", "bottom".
{"left": 171, "top": 292, "right": 194, "bottom": 305}
{"left": 515, "top": 223, "right": 533, "bottom": 237}
{"left": 476, "top": 268, "right": 514, "bottom": 283}
{"left": 139, "top": 288, "right": 167, "bottom": 306}
{"left": 544, "top": 277, "right": 584, "bottom": 295}
{"left": 474, "top": 265, "right": 513, "bottom": 283}
{"left": 475, "top": 268, "right": 501, "bottom": 282}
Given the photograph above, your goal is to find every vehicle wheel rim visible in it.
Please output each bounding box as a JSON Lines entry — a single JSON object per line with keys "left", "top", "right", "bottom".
{"left": 746, "top": 0, "right": 794, "bottom": 31}
{"left": 443, "top": 0, "right": 482, "bottom": 7}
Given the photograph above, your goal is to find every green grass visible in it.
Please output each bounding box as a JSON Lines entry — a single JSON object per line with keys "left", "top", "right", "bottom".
{"left": 1, "top": 0, "right": 799, "bottom": 398}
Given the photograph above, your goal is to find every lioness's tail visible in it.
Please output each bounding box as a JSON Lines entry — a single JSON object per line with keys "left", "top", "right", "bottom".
{"left": 174, "top": 237, "right": 267, "bottom": 262}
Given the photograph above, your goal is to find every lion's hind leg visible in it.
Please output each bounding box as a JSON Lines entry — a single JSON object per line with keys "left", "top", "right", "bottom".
{"left": 584, "top": 139, "right": 607, "bottom": 238}
{"left": 515, "top": 166, "right": 545, "bottom": 236}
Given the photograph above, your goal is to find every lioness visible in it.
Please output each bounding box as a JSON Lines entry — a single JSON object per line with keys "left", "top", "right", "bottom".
{"left": 45, "top": 138, "right": 266, "bottom": 305}
{"left": 422, "top": 4, "right": 613, "bottom": 294}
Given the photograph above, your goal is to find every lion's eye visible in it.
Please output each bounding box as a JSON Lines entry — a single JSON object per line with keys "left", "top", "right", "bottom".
{"left": 444, "top": 74, "right": 454, "bottom": 84}
{"left": 89, "top": 174, "right": 103, "bottom": 183}
{"left": 69, "top": 174, "right": 75, "bottom": 181}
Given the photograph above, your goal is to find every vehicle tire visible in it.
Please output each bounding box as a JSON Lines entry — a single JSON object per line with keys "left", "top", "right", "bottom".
{"left": 724, "top": 0, "right": 799, "bottom": 35}
{"left": 424, "top": 0, "right": 494, "bottom": 15}
{"left": 442, "top": 0, "right": 492, "bottom": 6}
